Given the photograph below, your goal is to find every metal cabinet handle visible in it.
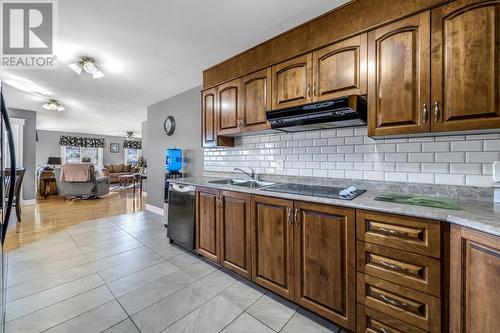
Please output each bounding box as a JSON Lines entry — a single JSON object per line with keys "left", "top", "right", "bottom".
{"left": 294, "top": 209, "right": 299, "bottom": 225}
{"left": 241, "top": 118, "right": 246, "bottom": 128}
{"left": 379, "top": 294, "right": 409, "bottom": 310}
{"left": 422, "top": 103, "right": 428, "bottom": 123}
{"left": 307, "top": 84, "right": 311, "bottom": 98}
{"left": 287, "top": 208, "right": 293, "bottom": 224}
{"left": 379, "top": 328, "right": 390, "bottom": 333}
{"left": 376, "top": 227, "right": 408, "bottom": 238}
{"left": 379, "top": 260, "right": 409, "bottom": 273}
{"left": 313, "top": 83, "right": 317, "bottom": 96}
{"left": 434, "top": 101, "right": 440, "bottom": 123}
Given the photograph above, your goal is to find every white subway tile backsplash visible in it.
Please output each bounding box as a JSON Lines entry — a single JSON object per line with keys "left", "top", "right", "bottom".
{"left": 385, "top": 172, "right": 408, "bottom": 182}
{"left": 422, "top": 142, "right": 449, "bottom": 152}
{"left": 204, "top": 127, "right": 500, "bottom": 187}
{"left": 484, "top": 140, "right": 500, "bottom": 151}
{"left": 397, "top": 143, "right": 421, "bottom": 152}
{"left": 466, "top": 175, "right": 494, "bottom": 187}
{"left": 435, "top": 174, "right": 465, "bottom": 186}
{"left": 450, "top": 163, "right": 482, "bottom": 175}
{"left": 408, "top": 153, "right": 434, "bottom": 163}
{"left": 385, "top": 153, "right": 408, "bottom": 162}
{"left": 451, "top": 141, "right": 482, "bottom": 152}
{"left": 408, "top": 173, "right": 434, "bottom": 184}
{"left": 435, "top": 152, "right": 465, "bottom": 163}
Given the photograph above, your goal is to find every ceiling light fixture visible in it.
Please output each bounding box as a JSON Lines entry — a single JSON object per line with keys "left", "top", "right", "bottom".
{"left": 68, "top": 56, "right": 105, "bottom": 79}
{"left": 43, "top": 99, "right": 65, "bottom": 112}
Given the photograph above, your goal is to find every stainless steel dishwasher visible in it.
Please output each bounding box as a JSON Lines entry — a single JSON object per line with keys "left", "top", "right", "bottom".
{"left": 166, "top": 183, "right": 196, "bottom": 251}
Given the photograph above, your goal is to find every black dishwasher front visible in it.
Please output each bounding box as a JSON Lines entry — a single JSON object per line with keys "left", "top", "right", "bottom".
{"left": 166, "top": 183, "right": 196, "bottom": 251}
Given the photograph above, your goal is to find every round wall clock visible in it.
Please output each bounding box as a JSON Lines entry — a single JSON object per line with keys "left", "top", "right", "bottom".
{"left": 163, "top": 116, "right": 176, "bottom": 136}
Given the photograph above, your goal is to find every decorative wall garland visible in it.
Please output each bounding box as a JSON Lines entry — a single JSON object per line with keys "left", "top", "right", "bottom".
{"left": 59, "top": 135, "right": 105, "bottom": 148}
{"left": 123, "top": 140, "right": 142, "bottom": 149}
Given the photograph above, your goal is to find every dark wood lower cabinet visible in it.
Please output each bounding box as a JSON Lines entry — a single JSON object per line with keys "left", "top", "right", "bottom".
{"left": 195, "top": 189, "right": 500, "bottom": 333}
{"left": 294, "top": 202, "right": 356, "bottom": 331}
{"left": 251, "top": 195, "right": 295, "bottom": 299}
{"left": 450, "top": 225, "right": 500, "bottom": 333}
{"left": 196, "top": 187, "right": 219, "bottom": 263}
{"left": 219, "top": 191, "right": 252, "bottom": 278}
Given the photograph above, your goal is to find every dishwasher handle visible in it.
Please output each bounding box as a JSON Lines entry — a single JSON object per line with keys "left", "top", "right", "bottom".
{"left": 170, "top": 184, "right": 196, "bottom": 193}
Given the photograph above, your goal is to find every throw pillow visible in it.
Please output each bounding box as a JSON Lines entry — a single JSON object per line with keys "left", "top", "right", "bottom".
{"left": 104, "top": 164, "right": 113, "bottom": 173}
{"left": 124, "top": 165, "right": 131, "bottom": 172}
{"left": 115, "top": 164, "right": 123, "bottom": 172}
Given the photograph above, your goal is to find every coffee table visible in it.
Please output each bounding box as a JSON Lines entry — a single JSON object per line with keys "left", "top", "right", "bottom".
{"left": 118, "top": 174, "right": 135, "bottom": 191}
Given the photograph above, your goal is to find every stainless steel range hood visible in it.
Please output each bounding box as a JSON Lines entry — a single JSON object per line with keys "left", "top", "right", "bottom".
{"left": 266, "top": 95, "right": 367, "bottom": 132}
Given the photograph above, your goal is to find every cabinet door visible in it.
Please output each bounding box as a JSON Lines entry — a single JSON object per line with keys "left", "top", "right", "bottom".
{"left": 240, "top": 68, "right": 271, "bottom": 132}
{"left": 201, "top": 88, "right": 233, "bottom": 148}
{"left": 251, "top": 195, "right": 295, "bottom": 299}
{"left": 218, "top": 79, "right": 241, "bottom": 136}
{"left": 293, "top": 202, "right": 356, "bottom": 331}
{"left": 431, "top": 0, "right": 500, "bottom": 132}
{"left": 450, "top": 225, "right": 500, "bottom": 333}
{"left": 196, "top": 188, "right": 219, "bottom": 263}
{"left": 271, "top": 54, "right": 313, "bottom": 109}
{"left": 201, "top": 88, "right": 217, "bottom": 147}
{"left": 219, "top": 191, "right": 252, "bottom": 278}
{"left": 312, "top": 34, "right": 367, "bottom": 101}
{"left": 368, "top": 12, "right": 431, "bottom": 136}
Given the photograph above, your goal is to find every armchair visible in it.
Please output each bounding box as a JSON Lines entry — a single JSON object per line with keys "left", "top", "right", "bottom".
{"left": 54, "top": 164, "right": 110, "bottom": 199}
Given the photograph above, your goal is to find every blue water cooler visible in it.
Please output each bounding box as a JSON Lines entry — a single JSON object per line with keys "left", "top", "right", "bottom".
{"left": 165, "top": 148, "right": 183, "bottom": 172}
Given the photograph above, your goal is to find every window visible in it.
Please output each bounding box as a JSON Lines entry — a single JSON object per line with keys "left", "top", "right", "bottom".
{"left": 61, "top": 146, "right": 103, "bottom": 167}
{"left": 125, "top": 149, "right": 141, "bottom": 165}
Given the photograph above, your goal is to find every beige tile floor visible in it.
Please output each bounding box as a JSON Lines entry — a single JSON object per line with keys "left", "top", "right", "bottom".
{"left": 5, "top": 211, "right": 344, "bottom": 333}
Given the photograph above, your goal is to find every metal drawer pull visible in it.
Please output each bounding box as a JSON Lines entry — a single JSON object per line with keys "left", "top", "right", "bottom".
{"left": 287, "top": 208, "right": 293, "bottom": 224}
{"left": 379, "top": 260, "right": 409, "bottom": 273}
{"left": 379, "top": 294, "right": 409, "bottom": 310}
{"left": 294, "top": 209, "right": 299, "bottom": 225}
{"left": 377, "top": 227, "right": 408, "bottom": 238}
{"left": 422, "top": 103, "right": 428, "bottom": 122}
{"left": 379, "top": 328, "right": 390, "bottom": 333}
{"left": 434, "top": 101, "right": 440, "bottom": 122}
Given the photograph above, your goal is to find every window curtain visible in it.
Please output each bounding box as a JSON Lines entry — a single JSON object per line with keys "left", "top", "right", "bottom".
{"left": 59, "top": 135, "right": 105, "bottom": 148}
{"left": 123, "top": 140, "right": 142, "bottom": 149}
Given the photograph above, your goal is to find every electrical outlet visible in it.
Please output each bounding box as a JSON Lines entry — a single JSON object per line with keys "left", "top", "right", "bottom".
{"left": 275, "top": 159, "right": 284, "bottom": 171}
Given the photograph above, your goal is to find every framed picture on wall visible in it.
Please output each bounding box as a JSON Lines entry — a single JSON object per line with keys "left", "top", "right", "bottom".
{"left": 110, "top": 143, "right": 120, "bottom": 153}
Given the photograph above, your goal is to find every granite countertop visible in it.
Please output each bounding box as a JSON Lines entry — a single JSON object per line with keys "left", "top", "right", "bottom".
{"left": 170, "top": 176, "right": 500, "bottom": 237}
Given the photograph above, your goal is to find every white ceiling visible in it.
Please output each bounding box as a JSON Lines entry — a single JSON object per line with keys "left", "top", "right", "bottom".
{"left": 1, "top": 0, "right": 349, "bottom": 136}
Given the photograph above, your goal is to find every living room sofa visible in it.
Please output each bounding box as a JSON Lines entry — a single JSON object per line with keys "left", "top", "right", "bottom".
{"left": 102, "top": 164, "right": 139, "bottom": 184}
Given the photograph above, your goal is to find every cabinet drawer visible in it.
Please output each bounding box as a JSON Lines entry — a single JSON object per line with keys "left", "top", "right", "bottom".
{"left": 356, "top": 241, "right": 441, "bottom": 297}
{"left": 356, "top": 211, "right": 441, "bottom": 258}
{"left": 357, "top": 273, "right": 440, "bottom": 332}
{"left": 357, "top": 303, "right": 427, "bottom": 333}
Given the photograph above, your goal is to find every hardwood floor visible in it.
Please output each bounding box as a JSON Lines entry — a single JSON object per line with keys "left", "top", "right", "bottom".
{"left": 5, "top": 190, "right": 147, "bottom": 250}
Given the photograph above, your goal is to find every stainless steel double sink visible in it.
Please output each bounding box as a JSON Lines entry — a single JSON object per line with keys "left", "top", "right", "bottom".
{"left": 208, "top": 178, "right": 276, "bottom": 189}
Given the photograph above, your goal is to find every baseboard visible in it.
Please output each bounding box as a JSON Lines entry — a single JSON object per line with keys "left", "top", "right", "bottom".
{"left": 145, "top": 204, "right": 164, "bottom": 216}
{"left": 22, "top": 199, "right": 36, "bottom": 206}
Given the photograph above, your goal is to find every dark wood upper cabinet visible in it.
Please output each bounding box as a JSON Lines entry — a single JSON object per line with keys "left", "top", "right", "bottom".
{"left": 272, "top": 54, "right": 313, "bottom": 110}
{"left": 201, "top": 88, "right": 233, "bottom": 148}
{"left": 219, "top": 191, "right": 252, "bottom": 279}
{"left": 217, "top": 79, "right": 241, "bottom": 136}
{"left": 251, "top": 196, "right": 295, "bottom": 300}
{"left": 431, "top": 0, "right": 500, "bottom": 132}
{"left": 312, "top": 34, "right": 367, "bottom": 101}
{"left": 450, "top": 225, "right": 500, "bottom": 333}
{"left": 201, "top": 88, "right": 217, "bottom": 147}
{"left": 196, "top": 187, "right": 219, "bottom": 263}
{"left": 368, "top": 12, "right": 431, "bottom": 136}
{"left": 293, "top": 202, "right": 356, "bottom": 331}
{"left": 240, "top": 68, "right": 271, "bottom": 132}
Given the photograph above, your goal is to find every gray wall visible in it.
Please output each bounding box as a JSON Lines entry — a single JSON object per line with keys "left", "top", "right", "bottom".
{"left": 146, "top": 86, "right": 203, "bottom": 209}
{"left": 36, "top": 130, "right": 128, "bottom": 167}
{"left": 9, "top": 109, "right": 37, "bottom": 201}
{"left": 141, "top": 121, "right": 147, "bottom": 158}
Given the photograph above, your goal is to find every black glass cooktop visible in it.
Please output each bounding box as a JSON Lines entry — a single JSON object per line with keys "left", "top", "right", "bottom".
{"left": 261, "top": 183, "right": 366, "bottom": 200}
